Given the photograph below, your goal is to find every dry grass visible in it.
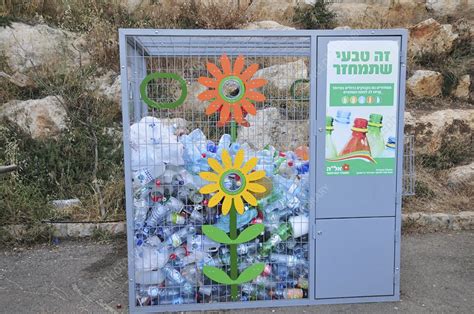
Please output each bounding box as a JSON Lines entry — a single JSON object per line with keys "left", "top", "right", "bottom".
{"left": 340, "top": 4, "right": 430, "bottom": 29}
{"left": 403, "top": 164, "right": 472, "bottom": 214}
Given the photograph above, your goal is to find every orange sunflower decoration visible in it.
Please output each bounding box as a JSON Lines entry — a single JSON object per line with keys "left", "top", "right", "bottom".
{"left": 197, "top": 54, "right": 267, "bottom": 127}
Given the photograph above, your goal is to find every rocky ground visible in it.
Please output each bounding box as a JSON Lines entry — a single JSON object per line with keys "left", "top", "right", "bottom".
{"left": 0, "top": 231, "right": 473, "bottom": 313}
{"left": 0, "top": 1, "right": 473, "bottom": 237}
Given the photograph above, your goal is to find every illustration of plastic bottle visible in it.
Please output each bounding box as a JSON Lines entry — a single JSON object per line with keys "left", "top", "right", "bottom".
{"left": 325, "top": 116, "right": 337, "bottom": 159}
{"left": 340, "top": 118, "right": 371, "bottom": 156}
{"left": 367, "top": 113, "right": 385, "bottom": 157}
{"left": 332, "top": 110, "right": 352, "bottom": 154}
{"left": 381, "top": 136, "right": 396, "bottom": 158}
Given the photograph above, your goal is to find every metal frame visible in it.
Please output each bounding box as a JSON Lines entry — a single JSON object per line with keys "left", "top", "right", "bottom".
{"left": 119, "top": 28, "right": 408, "bottom": 313}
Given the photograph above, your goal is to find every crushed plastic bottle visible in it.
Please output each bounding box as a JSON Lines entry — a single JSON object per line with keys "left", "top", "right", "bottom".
{"left": 131, "top": 123, "right": 311, "bottom": 305}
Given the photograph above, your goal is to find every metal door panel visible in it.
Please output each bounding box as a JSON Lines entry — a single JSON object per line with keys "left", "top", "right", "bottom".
{"left": 315, "top": 217, "right": 395, "bottom": 299}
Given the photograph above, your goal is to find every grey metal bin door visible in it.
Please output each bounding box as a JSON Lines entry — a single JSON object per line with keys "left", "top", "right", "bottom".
{"left": 315, "top": 36, "right": 403, "bottom": 219}
{"left": 315, "top": 217, "right": 395, "bottom": 299}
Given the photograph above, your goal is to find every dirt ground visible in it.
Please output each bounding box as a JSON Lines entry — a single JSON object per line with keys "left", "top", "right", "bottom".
{"left": 0, "top": 231, "right": 473, "bottom": 313}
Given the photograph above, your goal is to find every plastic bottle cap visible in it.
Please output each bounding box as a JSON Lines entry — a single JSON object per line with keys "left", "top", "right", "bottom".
{"left": 353, "top": 118, "right": 368, "bottom": 129}
{"left": 325, "top": 116, "right": 334, "bottom": 128}
{"left": 287, "top": 161, "right": 294, "bottom": 167}
{"left": 289, "top": 215, "right": 309, "bottom": 238}
{"left": 335, "top": 110, "right": 351, "bottom": 124}
{"left": 155, "top": 179, "right": 161, "bottom": 186}
{"left": 201, "top": 153, "right": 206, "bottom": 158}
{"left": 369, "top": 113, "right": 383, "bottom": 124}
{"left": 279, "top": 152, "right": 286, "bottom": 157}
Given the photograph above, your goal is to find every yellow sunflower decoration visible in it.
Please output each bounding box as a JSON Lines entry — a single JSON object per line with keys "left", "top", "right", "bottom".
{"left": 199, "top": 149, "right": 266, "bottom": 215}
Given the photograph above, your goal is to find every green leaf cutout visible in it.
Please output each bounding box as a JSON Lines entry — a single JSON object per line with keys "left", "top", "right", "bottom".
{"left": 203, "top": 266, "right": 233, "bottom": 285}
{"left": 235, "top": 224, "right": 264, "bottom": 244}
{"left": 202, "top": 225, "right": 233, "bottom": 244}
{"left": 234, "top": 263, "right": 265, "bottom": 284}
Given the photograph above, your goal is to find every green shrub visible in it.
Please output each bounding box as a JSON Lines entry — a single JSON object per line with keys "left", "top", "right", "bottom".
{"left": 419, "top": 139, "right": 472, "bottom": 170}
{"left": 293, "top": 1, "right": 336, "bottom": 30}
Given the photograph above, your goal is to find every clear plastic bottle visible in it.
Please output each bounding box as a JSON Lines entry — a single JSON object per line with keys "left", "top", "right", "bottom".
{"left": 213, "top": 208, "right": 257, "bottom": 233}
{"left": 135, "top": 245, "right": 169, "bottom": 270}
{"left": 189, "top": 206, "right": 205, "bottom": 224}
{"left": 260, "top": 222, "right": 292, "bottom": 257}
{"left": 162, "top": 266, "right": 194, "bottom": 294}
{"left": 145, "top": 204, "right": 168, "bottom": 227}
{"left": 277, "top": 160, "right": 297, "bottom": 179}
{"left": 161, "top": 226, "right": 196, "bottom": 248}
{"left": 133, "top": 198, "right": 149, "bottom": 229}
{"left": 180, "top": 264, "right": 200, "bottom": 283}
{"left": 186, "top": 234, "right": 220, "bottom": 254}
{"left": 273, "top": 288, "right": 305, "bottom": 299}
{"left": 269, "top": 253, "right": 307, "bottom": 267}
{"left": 367, "top": 113, "right": 385, "bottom": 157}
{"left": 132, "top": 168, "right": 155, "bottom": 190}
{"left": 163, "top": 197, "right": 184, "bottom": 213}
{"left": 166, "top": 212, "right": 186, "bottom": 225}
{"left": 265, "top": 209, "right": 293, "bottom": 231}
{"left": 236, "top": 242, "right": 260, "bottom": 255}
{"left": 135, "top": 270, "right": 166, "bottom": 285}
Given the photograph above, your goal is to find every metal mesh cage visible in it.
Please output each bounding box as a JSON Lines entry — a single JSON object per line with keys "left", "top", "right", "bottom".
{"left": 120, "top": 29, "right": 412, "bottom": 312}
{"left": 124, "top": 34, "right": 312, "bottom": 307}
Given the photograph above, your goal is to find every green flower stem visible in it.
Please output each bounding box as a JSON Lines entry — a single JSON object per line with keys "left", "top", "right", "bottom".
{"left": 230, "top": 120, "right": 238, "bottom": 300}
{"left": 229, "top": 206, "right": 238, "bottom": 301}
{"left": 231, "top": 121, "right": 237, "bottom": 143}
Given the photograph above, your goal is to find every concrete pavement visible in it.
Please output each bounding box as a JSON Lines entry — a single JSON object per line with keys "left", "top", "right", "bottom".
{"left": 0, "top": 231, "right": 472, "bottom": 313}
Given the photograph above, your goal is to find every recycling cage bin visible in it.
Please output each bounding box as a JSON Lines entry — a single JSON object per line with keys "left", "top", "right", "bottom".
{"left": 119, "top": 29, "right": 408, "bottom": 312}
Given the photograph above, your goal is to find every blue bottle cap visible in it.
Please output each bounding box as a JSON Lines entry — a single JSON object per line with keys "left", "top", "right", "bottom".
{"left": 335, "top": 110, "right": 351, "bottom": 124}
{"left": 386, "top": 136, "right": 396, "bottom": 149}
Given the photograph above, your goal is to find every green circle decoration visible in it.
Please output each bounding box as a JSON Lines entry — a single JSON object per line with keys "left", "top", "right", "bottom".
{"left": 219, "top": 169, "right": 246, "bottom": 196}
{"left": 290, "top": 79, "right": 310, "bottom": 102}
{"left": 218, "top": 76, "right": 245, "bottom": 104}
{"left": 139, "top": 72, "right": 187, "bottom": 109}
